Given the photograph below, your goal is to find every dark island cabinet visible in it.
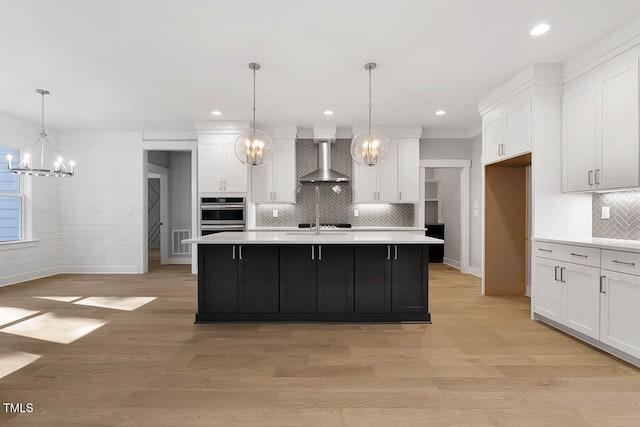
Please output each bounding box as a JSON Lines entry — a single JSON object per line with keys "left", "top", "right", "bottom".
{"left": 280, "top": 245, "right": 317, "bottom": 313}
{"left": 197, "top": 243, "right": 430, "bottom": 323}
{"left": 392, "top": 245, "right": 429, "bottom": 313}
{"left": 354, "top": 245, "right": 392, "bottom": 313}
{"left": 317, "top": 245, "right": 354, "bottom": 313}
{"left": 198, "top": 245, "right": 278, "bottom": 314}
{"left": 280, "top": 245, "right": 355, "bottom": 314}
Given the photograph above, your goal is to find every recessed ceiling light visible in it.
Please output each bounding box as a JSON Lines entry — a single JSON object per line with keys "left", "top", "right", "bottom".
{"left": 324, "top": 110, "right": 334, "bottom": 116}
{"left": 435, "top": 110, "right": 446, "bottom": 116}
{"left": 211, "top": 110, "right": 222, "bottom": 116}
{"left": 530, "top": 23, "right": 551, "bottom": 36}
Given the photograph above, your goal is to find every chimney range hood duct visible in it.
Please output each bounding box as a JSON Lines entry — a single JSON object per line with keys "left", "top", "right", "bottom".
{"left": 299, "top": 140, "right": 350, "bottom": 183}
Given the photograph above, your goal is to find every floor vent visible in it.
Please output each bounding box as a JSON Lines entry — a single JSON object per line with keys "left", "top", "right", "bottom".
{"left": 172, "top": 229, "right": 191, "bottom": 255}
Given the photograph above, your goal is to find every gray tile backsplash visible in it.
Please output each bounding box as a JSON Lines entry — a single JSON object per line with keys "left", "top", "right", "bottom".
{"left": 593, "top": 190, "right": 640, "bottom": 240}
{"left": 255, "top": 139, "right": 415, "bottom": 227}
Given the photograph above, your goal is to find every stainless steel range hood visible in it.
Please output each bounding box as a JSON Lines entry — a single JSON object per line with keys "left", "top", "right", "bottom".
{"left": 299, "top": 139, "right": 350, "bottom": 183}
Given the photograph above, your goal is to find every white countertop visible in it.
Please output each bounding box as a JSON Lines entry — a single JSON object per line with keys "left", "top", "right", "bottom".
{"left": 185, "top": 231, "right": 444, "bottom": 245}
{"left": 533, "top": 237, "right": 640, "bottom": 253}
{"left": 248, "top": 227, "right": 429, "bottom": 232}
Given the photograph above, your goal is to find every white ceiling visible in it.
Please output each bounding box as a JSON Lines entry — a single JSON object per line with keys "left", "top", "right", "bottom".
{"left": 1, "top": 0, "right": 639, "bottom": 133}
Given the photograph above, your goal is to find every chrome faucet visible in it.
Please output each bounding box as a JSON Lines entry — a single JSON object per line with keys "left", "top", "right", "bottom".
{"left": 315, "top": 185, "right": 320, "bottom": 235}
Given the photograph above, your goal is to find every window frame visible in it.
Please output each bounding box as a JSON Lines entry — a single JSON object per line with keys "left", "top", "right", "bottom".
{"left": 0, "top": 145, "right": 31, "bottom": 244}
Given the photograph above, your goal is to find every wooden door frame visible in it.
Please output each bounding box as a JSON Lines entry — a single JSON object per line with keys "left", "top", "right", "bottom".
{"left": 418, "top": 159, "right": 471, "bottom": 275}
{"left": 148, "top": 166, "right": 169, "bottom": 265}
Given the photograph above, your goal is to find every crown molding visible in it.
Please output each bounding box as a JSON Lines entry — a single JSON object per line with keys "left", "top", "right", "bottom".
{"left": 478, "top": 63, "right": 563, "bottom": 116}
{"left": 195, "top": 121, "right": 250, "bottom": 135}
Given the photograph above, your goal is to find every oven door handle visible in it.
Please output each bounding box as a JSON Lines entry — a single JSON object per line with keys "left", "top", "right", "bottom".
{"left": 201, "top": 205, "right": 246, "bottom": 210}
{"left": 200, "top": 225, "right": 245, "bottom": 230}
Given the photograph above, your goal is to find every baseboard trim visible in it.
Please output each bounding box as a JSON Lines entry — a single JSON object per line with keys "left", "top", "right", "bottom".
{"left": 57, "top": 265, "right": 139, "bottom": 274}
{"left": 469, "top": 266, "right": 482, "bottom": 278}
{"left": 0, "top": 267, "right": 59, "bottom": 288}
{"left": 443, "top": 257, "right": 461, "bottom": 270}
{"left": 534, "top": 313, "right": 640, "bottom": 368}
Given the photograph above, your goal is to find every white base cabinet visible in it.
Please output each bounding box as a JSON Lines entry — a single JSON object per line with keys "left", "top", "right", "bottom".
{"left": 533, "top": 241, "right": 640, "bottom": 365}
{"left": 600, "top": 270, "right": 640, "bottom": 359}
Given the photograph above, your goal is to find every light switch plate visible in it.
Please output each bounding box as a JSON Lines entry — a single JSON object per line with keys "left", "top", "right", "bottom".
{"left": 353, "top": 209, "right": 359, "bottom": 217}
{"left": 601, "top": 206, "right": 610, "bottom": 220}
{"left": 272, "top": 209, "right": 278, "bottom": 218}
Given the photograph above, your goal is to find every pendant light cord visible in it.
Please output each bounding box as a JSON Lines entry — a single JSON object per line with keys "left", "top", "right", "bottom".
{"left": 253, "top": 67, "right": 256, "bottom": 134}
{"left": 368, "top": 67, "right": 372, "bottom": 136}
{"left": 41, "top": 92, "right": 46, "bottom": 136}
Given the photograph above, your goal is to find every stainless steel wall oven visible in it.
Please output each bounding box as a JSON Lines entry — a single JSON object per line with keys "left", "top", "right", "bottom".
{"left": 200, "top": 197, "right": 245, "bottom": 235}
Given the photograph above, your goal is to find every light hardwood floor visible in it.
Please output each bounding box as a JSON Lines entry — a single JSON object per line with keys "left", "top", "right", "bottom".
{"left": 0, "top": 262, "right": 638, "bottom": 426}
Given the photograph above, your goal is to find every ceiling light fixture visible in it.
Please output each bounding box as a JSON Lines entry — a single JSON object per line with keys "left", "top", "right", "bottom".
{"left": 324, "top": 110, "right": 334, "bottom": 116}
{"left": 350, "top": 63, "right": 389, "bottom": 167}
{"left": 211, "top": 110, "right": 222, "bottom": 116}
{"left": 530, "top": 23, "right": 551, "bottom": 36}
{"left": 435, "top": 110, "right": 446, "bottom": 116}
{"left": 7, "top": 89, "right": 74, "bottom": 177}
{"left": 234, "top": 63, "right": 273, "bottom": 166}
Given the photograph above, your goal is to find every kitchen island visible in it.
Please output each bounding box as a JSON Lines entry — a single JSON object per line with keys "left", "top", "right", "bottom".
{"left": 185, "top": 231, "right": 444, "bottom": 323}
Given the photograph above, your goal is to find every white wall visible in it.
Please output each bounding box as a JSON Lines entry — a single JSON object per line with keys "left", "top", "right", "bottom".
{"left": 434, "top": 168, "right": 461, "bottom": 267}
{"left": 420, "top": 138, "right": 471, "bottom": 160}
{"left": 469, "top": 133, "right": 482, "bottom": 276}
{"left": 168, "top": 151, "right": 191, "bottom": 261}
{"left": 57, "top": 132, "right": 143, "bottom": 273}
{"left": 0, "top": 113, "right": 61, "bottom": 287}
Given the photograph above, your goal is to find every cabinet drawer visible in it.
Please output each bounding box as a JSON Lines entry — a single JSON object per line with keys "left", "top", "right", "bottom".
{"left": 602, "top": 250, "right": 640, "bottom": 276}
{"left": 534, "top": 241, "right": 600, "bottom": 268}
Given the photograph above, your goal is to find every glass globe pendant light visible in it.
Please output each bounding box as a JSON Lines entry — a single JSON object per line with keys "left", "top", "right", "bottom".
{"left": 351, "top": 63, "right": 389, "bottom": 167}
{"left": 6, "top": 89, "right": 75, "bottom": 177}
{"left": 234, "top": 63, "right": 273, "bottom": 166}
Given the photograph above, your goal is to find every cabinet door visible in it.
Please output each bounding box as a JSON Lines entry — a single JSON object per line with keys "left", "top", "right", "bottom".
{"left": 562, "top": 263, "right": 600, "bottom": 340}
{"left": 198, "top": 143, "right": 224, "bottom": 193}
{"left": 352, "top": 162, "right": 378, "bottom": 202}
{"left": 596, "top": 59, "right": 640, "bottom": 190}
{"left": 562, "top": 84, "right": 596, "bottom": 192}
{"left": 397, "top": 142, "right": 419, "bottom": 202}
{"left": 391, "top": 245, "right": 428, "bottom": 313}
{"left": 482, "top": 112, "right": 503, "bottom": 164}
{"left": 504, "top": 97, "right": 531, "bottom": 158}
{"left": 600, "top": 271, "right": 640, "bottom": 359}
{"left": 272, "top": 140, "right": 296, "bottom": 203}
{"left": 317, "top": 245, "right": 354, "bottom": 313}
{"left": 250, "top": 156, "right": 273, "bottom": 202}
{"left": 354, "top": 245, "right": 391, "bottom": 313}
{"left": 238, "top": 245, "right": 279, "bottom": 313}
{"left": 532, "top": 257, "right": 563, "bottom": 322}
{"left": 377, "top": 141, "right": 398, "bottom": 202}
{"left": 280, "top": 245, "right": 317, "bottom": 313}
{"left": 221, "top": 141, "right": 248, "bottom": 192}
{"left": 198, "top": 245, "right": 238, "bottom": 313}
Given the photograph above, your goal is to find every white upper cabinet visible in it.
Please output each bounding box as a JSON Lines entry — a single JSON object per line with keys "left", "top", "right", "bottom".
{"left": 352, "top": 137, "right": 418, "bottom": 203}
{"left": 482, "top": 92, "right": 531, "bottom": 165}
{"left": 562, "top": 58, "right": 640, "bottom": 192}
{"left": 198, "top": 133, "right": 248, "bottom": 194}
{"left": 251, "top": 138, "right": 296, "bottom": 203}
{"left": 397, "top": 141, "right": 419, "bottom": 202}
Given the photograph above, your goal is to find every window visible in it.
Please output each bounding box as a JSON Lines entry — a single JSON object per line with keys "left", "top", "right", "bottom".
{"left": 0, "top": 146, "right": 23, "bottom": 242}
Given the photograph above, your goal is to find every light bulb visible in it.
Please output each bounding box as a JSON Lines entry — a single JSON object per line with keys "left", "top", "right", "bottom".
{"left": 6, "top": 154, "right": 12, "bottom": 161}
{"left": 57, "top": 156, "right": 64, "bottom": 162}
{"left": 24, "top": 153, "right": 30, "bottom": 159}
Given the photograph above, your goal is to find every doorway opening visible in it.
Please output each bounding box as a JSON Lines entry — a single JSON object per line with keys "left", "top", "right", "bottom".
{"left": 144, "top": 150, "right": 193, "bottom": 272}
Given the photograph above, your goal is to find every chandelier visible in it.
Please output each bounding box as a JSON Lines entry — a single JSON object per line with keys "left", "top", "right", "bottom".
{"left": 6, "top": 89, "right": 75, "bottom": 177}
{"left": 234, "top": 63, "right": 273, "bottom": 166}
{"left": 350, "top": 63, "right": 389, "bottom": 167}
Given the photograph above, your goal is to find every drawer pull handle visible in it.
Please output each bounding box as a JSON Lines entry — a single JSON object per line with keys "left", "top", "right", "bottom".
{"left": 612, "top": 260, "right": 636, "bottom": 266}
{"left": 570, "top": 253, "right": 588, "bottom": 258}
{"left": 538, "top": 248, "right": 552, "bottom": 253}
